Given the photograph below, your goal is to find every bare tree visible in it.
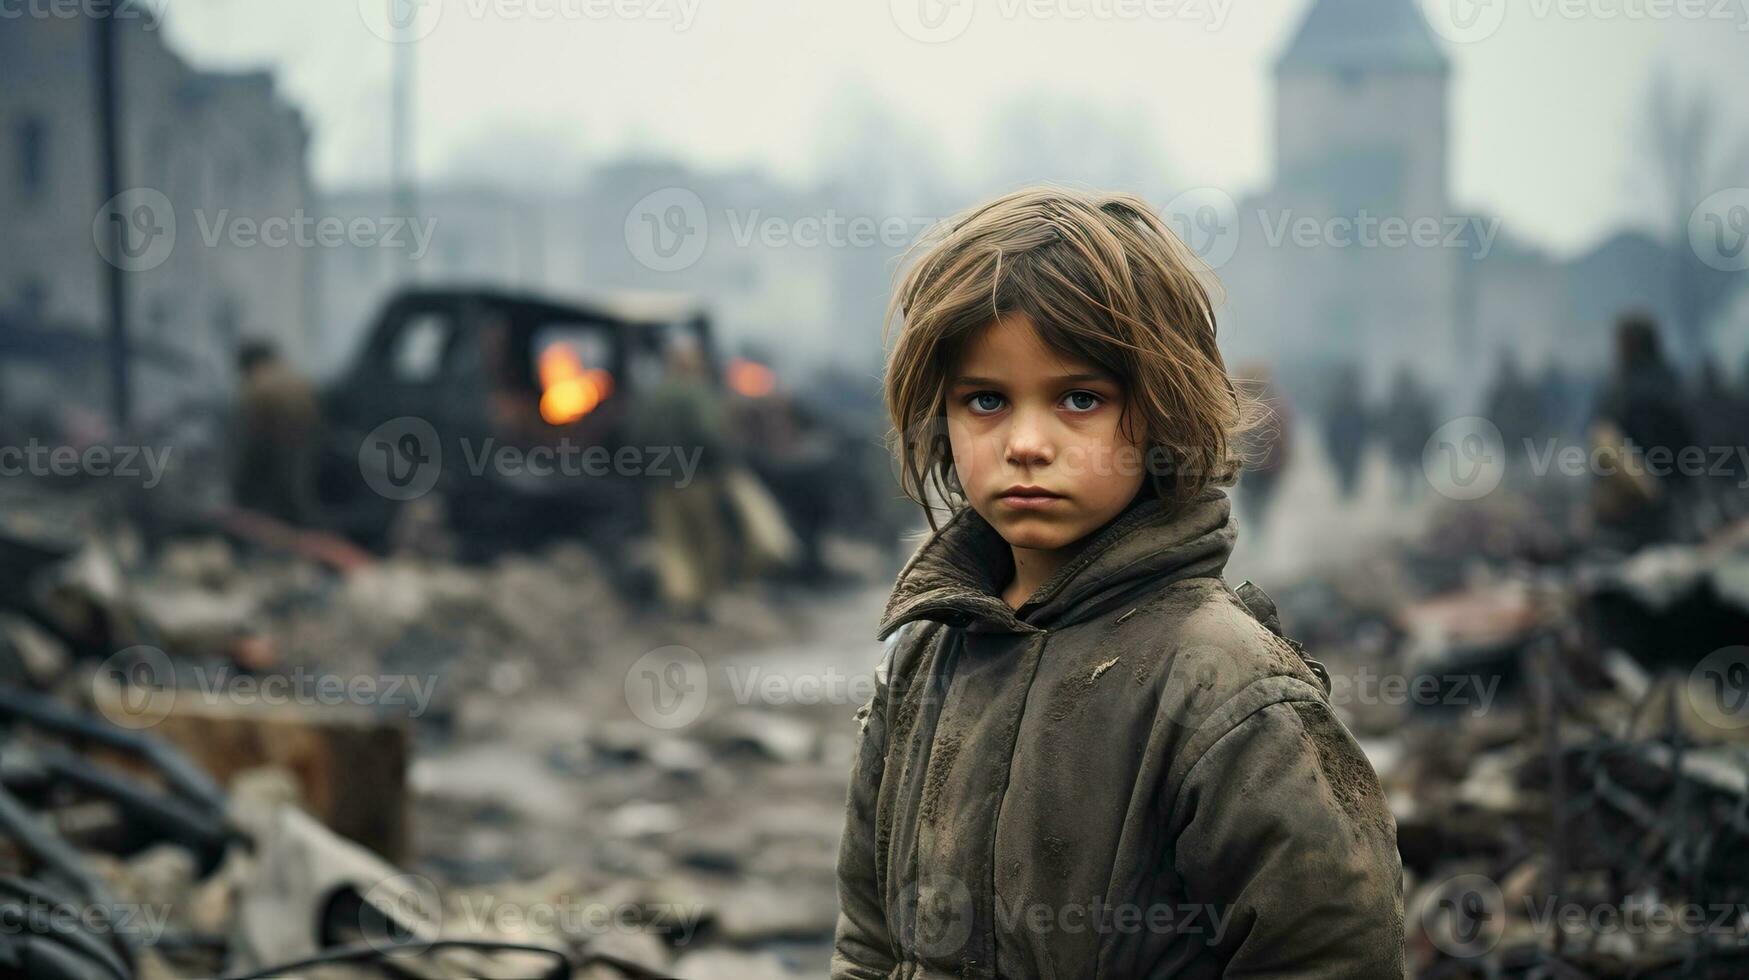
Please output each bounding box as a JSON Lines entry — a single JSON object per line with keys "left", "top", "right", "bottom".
{"left": 1636, "top": 66, "right": 1749, "bottom": 363}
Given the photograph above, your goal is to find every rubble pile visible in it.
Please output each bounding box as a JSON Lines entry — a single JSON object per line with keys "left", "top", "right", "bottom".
{"left": 1299, "top": 506, "right": 1749, "bottom": 978}
{"left": 0, "top": 503, "right": 876, "bottom": 980}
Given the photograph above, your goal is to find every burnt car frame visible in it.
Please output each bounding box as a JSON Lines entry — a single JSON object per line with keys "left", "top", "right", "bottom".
{"left": 318, "top": 287, "right": 720, "bottom": 559}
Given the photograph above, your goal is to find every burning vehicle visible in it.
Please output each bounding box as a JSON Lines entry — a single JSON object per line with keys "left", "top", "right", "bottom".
{"left": 316, "top": 288, "right": 900, "bottom": 574}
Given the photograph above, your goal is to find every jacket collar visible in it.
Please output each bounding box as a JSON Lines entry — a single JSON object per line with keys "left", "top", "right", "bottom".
{"left": 875, "top": 487, "right": 1236, "bottom": 639}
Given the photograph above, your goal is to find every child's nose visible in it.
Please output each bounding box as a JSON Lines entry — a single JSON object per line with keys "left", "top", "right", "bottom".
{"left": 1004, "top": 408, "right": 1056, "bottom": 466}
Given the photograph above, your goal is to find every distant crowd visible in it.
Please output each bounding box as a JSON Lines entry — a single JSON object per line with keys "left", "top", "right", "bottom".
{"left": 1235, "top": 311, "right": 1749, "bottom": 550}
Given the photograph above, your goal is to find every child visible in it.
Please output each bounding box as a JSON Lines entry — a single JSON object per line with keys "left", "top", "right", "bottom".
{"left": 832, "top": 187, "right": 1404, "bottom": 978}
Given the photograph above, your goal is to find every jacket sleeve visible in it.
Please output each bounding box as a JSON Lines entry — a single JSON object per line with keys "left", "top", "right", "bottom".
{"left": 831, "top": 634, "right": 901, "bottom": 979}
{"left": 1169, "top": 693, "right": 1406, "bottom": 979}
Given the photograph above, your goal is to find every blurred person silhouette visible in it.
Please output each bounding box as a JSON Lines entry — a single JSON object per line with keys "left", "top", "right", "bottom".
{"left": 626, "top": 338, "right": 737, "bottom": 620}
{"left": 1736, "top": 354, "right": 1749, "bottom": 519}
{"left": 1693, "top": 359, "right": 1744, "bottom": 524}
{"left": 1483, "top": 349, "right": 1544, "bottom": 482}
{"left": 1233, "top": 363, "right": 1291, "bottom": 530}
{"left": 724, "top": 351, "right": 840, "bottom": 579}
{"left": 1380, "top": 365, "right": 1435, "bottom": 499}
{"left": 1318, "top": 362, "right": 1369, "bottom": 499}
{"left": 1589, "top": 312, "right": 1701, "bottom": 548}
{"left": 232, "top": 340, "right": 322, "bottom": 527}
{"left": 1536, "top": 362, "right": 1588, "bottom": 446}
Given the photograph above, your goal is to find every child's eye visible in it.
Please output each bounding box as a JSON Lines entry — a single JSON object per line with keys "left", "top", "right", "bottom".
{"left": 966, "top": 392, "right": 1006, "bottom": 414}
{"left": 1061, "top": 390, "right": 1103, "bottom": 412}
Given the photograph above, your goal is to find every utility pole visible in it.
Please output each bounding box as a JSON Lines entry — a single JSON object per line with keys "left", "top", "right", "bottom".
{"left": 94, "top": 9, "right": 131, "bottom": 429}
{"left": 390, "top": 7, "right": 417, "bottom": 281}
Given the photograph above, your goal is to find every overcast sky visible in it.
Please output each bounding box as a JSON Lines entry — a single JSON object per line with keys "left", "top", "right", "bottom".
{"left": 160, "top": 0, "right": 1749, "bottom": 258}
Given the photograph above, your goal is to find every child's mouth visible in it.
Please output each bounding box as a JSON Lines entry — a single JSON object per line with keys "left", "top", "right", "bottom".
{"left": 997, "top": 489, "right": 1067, "bottom": 509}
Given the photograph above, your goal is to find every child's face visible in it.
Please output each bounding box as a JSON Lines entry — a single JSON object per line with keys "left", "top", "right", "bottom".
{"left": 945, "top": 313, "right": 1147, "bottom": 555}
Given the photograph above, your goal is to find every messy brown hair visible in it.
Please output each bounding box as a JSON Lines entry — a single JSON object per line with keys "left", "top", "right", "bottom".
{"left": 883, "top": 185, "right": 1254, "bottom": 529}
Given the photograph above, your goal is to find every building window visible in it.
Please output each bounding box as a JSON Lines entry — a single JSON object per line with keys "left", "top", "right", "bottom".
{"left": 17, "top": 117, "right": 46, "bottom": 197}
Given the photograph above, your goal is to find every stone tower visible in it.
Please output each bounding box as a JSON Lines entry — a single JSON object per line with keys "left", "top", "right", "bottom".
{"left": 1275, "top": 0, "right": 1451, "bottom": 219}
{"left": 1228, "top": 0, "right": 1460, "bottom": 403}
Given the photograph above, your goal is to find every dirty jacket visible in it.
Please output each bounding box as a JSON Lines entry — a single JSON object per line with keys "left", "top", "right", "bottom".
{"left": 832, "top": 488, "right": 1405, "bottom": 979}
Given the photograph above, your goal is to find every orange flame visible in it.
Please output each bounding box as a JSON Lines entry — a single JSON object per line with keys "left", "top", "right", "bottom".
{"left": 537, "top": 345, "right": 612, "bottom": 425}
{"left": 726, "top": 357, "right": 776, "bottom": 399}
